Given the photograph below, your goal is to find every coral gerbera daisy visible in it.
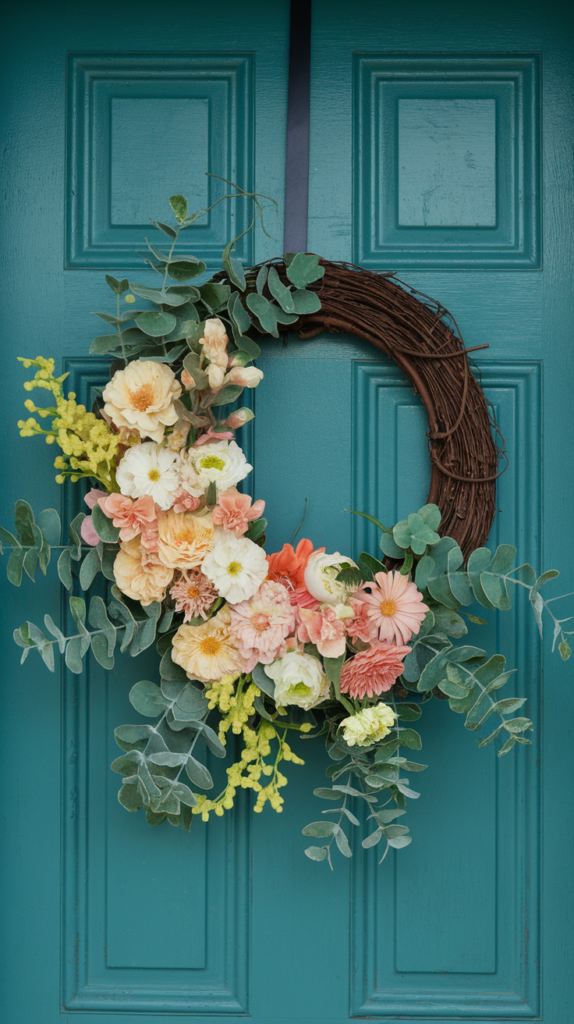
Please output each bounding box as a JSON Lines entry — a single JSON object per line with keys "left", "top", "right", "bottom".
{"left": 356, "top": 570, "right": 429, "bottom": 645}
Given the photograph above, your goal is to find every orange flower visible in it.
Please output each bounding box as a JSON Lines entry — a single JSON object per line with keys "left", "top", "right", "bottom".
{"left": 267, "top": 538, "right": 315, "bottom": 589}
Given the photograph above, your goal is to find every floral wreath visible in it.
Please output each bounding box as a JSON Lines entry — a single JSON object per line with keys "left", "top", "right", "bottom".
{"left": 4, "top": 187, "right": 571, "bottom": 868}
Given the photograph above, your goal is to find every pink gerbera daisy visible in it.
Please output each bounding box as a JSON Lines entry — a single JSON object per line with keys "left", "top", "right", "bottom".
{"left": 339, "top": 641, "right": 411, "bottom": 699}
{"left": 170, "top": 570, "right": 218, "bottom": 622}
{"left": 357, "top": 570, "right": 429, "bottom": 645}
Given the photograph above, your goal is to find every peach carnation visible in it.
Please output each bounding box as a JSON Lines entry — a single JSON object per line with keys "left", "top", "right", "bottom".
{"left": 212, "top": 487, "right": 265, "bottom": 537}
{"left": 297, "top": 606, "right": 347, "bottom": 658}
{"left": 339, "top": 642, "right": 411, "bottom": 699}
{"left": 156, "top": 509, "right": 214, "bottom": 570}
{"left": 229, "top": 580, "right": 296, "bottom": 668}
{"left": 357, "top": 570, "right": 429, "bottom": 645}
{"left": 98, "top": 493, "right": 157, "bottom": 542}
{"left": 113, "top": 537, "right": 174, "bottom": 606}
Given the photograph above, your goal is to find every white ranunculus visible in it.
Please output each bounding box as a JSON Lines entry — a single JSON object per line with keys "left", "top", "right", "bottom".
{"left": 116, "top": 442, "right": 180, "bottom": 510}
{"left": 180, "top": 440, "right": 252, "bottom": 497}
{"left": 340, "top": 704, "right": 397, "bottom": 747}
{"left": 264, "top": 651, "right": 330, "bottom": 710}
{"left": 201, "top": 531, "right": 268, "bottom": 603}
{"left": 304, "top": 551, "right": 359, "bottom": 605}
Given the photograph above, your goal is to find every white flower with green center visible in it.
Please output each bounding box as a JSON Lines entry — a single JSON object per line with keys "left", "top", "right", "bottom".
{"left": 264, "top": 651, "right": 330, "bottom": 710}
{"left": 201, "top": 531, "right": 268, "bottom": 603}
{"left": 115, "top": 442, "right": 180, "bottom": 510}
{"left": 304, "top": 550, "right": 359, "bottom": 604}
{"left": 340, "top": 704, "right": 397, "bottom": 747}
{"left": 180, "top": 439, "right": 252, "bottom": 497}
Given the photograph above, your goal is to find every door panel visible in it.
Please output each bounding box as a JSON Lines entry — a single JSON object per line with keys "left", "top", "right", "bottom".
{"left": 0, "top": 2, "right": 289, "bottom": 1022}
{"left": 1, "top": 1, "right": 573, "bottom": 1022}
{"left": 307, "top": 0, "right": 573, "bottom": 1020}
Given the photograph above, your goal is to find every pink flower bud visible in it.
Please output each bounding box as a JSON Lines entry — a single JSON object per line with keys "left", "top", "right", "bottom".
{"left": 181, "top": 369, "right": 196, "bottom": 390}
{"left": 223, "top": 407, "right": 255, "bottom": 429}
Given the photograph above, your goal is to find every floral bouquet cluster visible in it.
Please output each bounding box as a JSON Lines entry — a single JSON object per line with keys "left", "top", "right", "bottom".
{"left": 4, "top": 191, "right": 570, "bottom": 867}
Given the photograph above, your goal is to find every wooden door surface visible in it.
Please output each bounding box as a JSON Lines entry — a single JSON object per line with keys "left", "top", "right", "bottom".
{"left": 1, "top": 1, "right": 573, "bottom": 1022}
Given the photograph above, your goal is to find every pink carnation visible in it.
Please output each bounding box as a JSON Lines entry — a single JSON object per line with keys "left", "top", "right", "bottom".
{"left": 212, "top": 487, "right": 265, "bottom": 537}
{"left": 297, "top": 606, "right": 347, "bottom": 658}
{"left": 345, "top": 599, "right": 373, "bottom": 643}
{"left": 339, "top": 641, "right": 411, "bottom": 699}
{"left": 357, "top": 570, "right": 429, "bottom": 645}
{"left": 98, "top": 493, "right": 158, "bottom": 543}
{"left": 229, "top": 580, "right": 296, "bottom": 669}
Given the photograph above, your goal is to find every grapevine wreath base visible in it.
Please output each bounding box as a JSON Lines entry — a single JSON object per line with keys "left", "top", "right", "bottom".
{"left": 2, "top": 190, "right": 569, "bottom": 868}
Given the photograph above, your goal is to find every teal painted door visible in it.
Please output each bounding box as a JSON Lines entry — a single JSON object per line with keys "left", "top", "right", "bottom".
{"left": 1, "top": 1, "right": 573, "bottom": 1023}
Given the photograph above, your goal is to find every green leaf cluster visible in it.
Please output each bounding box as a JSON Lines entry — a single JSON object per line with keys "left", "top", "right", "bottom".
{"left": 112, "top": 643, "right": 222, "bottom": 830}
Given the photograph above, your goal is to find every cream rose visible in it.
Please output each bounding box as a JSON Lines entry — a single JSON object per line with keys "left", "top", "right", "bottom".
{"left": 156, "top": 509, "right": 214, "bottom": 570}
{"left": 113, "top": 537, "right": 173, "bottom": 605}
{"left": 304, "top": 550, "right": 359, "bottom": 605}
{"left": 264, "top": 651, "right": 330, "bottom": 710}
{"left": 103, "top": 359, "right": 182, "bottom": 443}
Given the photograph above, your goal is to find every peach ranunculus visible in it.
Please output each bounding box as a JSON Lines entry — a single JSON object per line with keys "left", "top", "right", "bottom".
{"left": 98, "top": 493, "right": 157, "bottom": 542}
{"left": 199, "top": 318, "right": 229, "bottom": 369}
{"left": 356, "top": 570, "right": 429, "bottom": 645}
{"left": 339, "top": 641, "right": 412, "bottom": 699}
{"left": 297, "top": 606, "right": 347, "bottom": 658}
{"left": 212, "top": 487, "right": 265, "bottom": 537}
{"left": 102, "top": 359, "right": 182, "bottom": 443}
{"left": 156, "top": 509, "right": 214, "bottom": 570}
{"left": 171, "top": 605, "right": 244, "bottom": 682}
{"left": 113, "top": 537, "right": 174, "bottom": 606}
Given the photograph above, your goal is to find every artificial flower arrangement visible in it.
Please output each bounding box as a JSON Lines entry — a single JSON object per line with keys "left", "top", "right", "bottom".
{"left": 2, "top": 187, "right": 571, "bottom": 868}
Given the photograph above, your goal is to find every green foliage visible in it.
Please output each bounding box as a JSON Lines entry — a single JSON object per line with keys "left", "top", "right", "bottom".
{"left": 112, "top": 643, "right": 215, "bottom": 830}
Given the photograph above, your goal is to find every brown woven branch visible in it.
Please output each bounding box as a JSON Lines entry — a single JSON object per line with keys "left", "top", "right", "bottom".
{"left": 258, "top": 259, "right": 503, "bottom": 559}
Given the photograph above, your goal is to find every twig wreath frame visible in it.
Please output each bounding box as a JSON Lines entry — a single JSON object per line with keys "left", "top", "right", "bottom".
{"left": 273, "top": 259, "right": 503, "bottom": 559}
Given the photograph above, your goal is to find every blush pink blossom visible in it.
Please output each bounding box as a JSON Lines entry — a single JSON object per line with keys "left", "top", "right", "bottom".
{"left": 84, "top": 488, "right": 108, "bottom": 510}
{"left": 98, "top": 493, "right": 158, "bottom": 543}
{"left": 297, "top": 606, "right": 347, "bottom": 658}
{"left": 229, "top": 580, "right": 296, "bottom": 669}
{"left": 212, "top": 488, "right": 265, "bottom": 537}
{"left": 194, "top": 427, "right": 234, "bottom": 447}
{"left": 170, "top": 489, "right": 202, "bottom": 515}
{"left": 80, "top": 515, "right": 100, "bottom": 546}
{"left": 357, "top": 570, "right": 429, "bottom": 645}
{"left": 345, "top": 599, "right": 373, "bottom": 643}
{"left": 339, "top": 642, "right": 412, "bottom": 699}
